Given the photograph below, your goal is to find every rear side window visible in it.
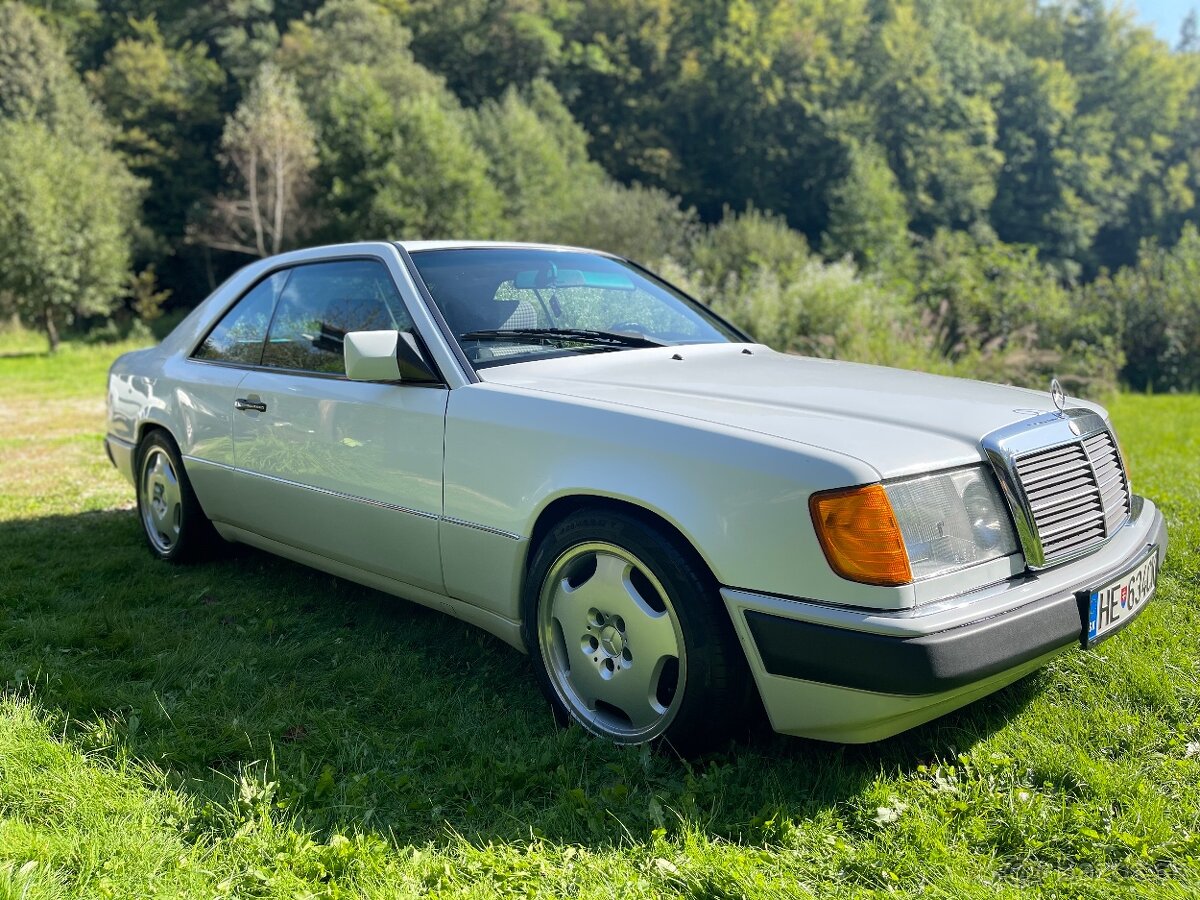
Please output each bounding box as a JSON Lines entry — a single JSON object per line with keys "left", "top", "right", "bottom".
{"left": 261, "top": 260, "right": 411, "bottom": 375}
{"left": 192, "top": 271, "right": 288, "bottom": 365}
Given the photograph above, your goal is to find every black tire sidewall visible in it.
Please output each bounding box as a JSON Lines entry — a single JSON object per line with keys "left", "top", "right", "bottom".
{"left": 522, "top": 507, "right": 747, "bottom": 754}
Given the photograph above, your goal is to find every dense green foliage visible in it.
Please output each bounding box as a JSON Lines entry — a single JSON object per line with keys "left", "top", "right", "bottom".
{"left": 2, "top": 0, "right": 1199, "bottom": 388}
{"left": 1, "top": 340, "right": 1198, "bottom": 897}
{"left": 0, "top": 3, "right": 140, "bottom": 351}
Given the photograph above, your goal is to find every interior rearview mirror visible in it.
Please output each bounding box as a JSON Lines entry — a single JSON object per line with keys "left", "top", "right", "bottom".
{"left": 344, "top": 330, "right": 439, "bottom": 383}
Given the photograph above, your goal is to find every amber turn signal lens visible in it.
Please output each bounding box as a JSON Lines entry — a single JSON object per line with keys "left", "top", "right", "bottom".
{"left": 809, "top": 484, "right": 913, "bottom": 586}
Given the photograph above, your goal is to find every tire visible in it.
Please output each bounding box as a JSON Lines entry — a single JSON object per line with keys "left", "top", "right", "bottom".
{"left": 135, "top": 430, "right": 217, "bottom": 563}
{"left": 523, "top": 506, "right": 750, "bottom": 755}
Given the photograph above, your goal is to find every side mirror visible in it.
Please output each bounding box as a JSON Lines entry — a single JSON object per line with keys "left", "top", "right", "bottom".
{"left": 344, "top": 330, "right": 439, "bottom": 383}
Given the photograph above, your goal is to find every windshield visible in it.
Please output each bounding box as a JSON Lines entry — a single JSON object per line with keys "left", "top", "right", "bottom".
{"left": 408, "top": 248, "right": 742, "bottom": 368}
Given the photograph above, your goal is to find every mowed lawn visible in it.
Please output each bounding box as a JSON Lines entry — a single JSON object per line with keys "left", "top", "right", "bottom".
{"left": 0, "top": 341, "right": 1198, "bottom": 900}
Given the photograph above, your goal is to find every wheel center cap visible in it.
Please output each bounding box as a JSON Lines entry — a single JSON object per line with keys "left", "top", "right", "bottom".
{"left": 599, "top": 624, "right": 624, "bottom": 656}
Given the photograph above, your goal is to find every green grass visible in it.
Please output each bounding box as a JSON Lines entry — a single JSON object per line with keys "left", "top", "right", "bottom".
{"left": 0, "top": 342, "right": 1197, "bottom": 898}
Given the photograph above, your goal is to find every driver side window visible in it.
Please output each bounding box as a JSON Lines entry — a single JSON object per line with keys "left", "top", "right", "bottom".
{"left": 261, "top": 260, "right": 413, "bottom": 375}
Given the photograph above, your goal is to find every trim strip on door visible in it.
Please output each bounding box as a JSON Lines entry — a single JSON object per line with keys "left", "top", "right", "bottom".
{"left": 182, "top": 455, "right": 521, "bottom": 539}
{"left": 440, "top": 516, "right": 522, "bottom": 540}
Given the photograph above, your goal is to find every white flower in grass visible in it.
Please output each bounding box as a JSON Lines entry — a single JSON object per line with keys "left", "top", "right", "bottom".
{"left": 874, "top": 798, "right": 908, "bottom": 825}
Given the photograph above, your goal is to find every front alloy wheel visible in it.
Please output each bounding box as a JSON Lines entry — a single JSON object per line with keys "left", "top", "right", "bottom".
{"left": 525, "top": 507, "right": 749, "bottom": 754}
{"left": 538, "top": 541, "right": 687, "bottom": 743}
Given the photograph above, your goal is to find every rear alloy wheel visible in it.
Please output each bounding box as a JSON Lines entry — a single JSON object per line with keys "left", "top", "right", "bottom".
{"left": 525, "top": 508, "right": 748, "bottom": 753}
{"left": 136, "top": 431, "right": 216, "bottom": 562}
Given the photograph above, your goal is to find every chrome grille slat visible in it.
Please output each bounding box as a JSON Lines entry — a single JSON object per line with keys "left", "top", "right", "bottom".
{"left": 1030, "top": 486, "right": 1102, "bottom": 515}
{"left": 1020, "top": 467, "right": 1093, "bottom": 491}
{"left": 1038, "top": 508, "right": 1104, "bottom": 539}
{"left": 1037, "top": 501, "right": 1103, "bottom": 529}
{"left": 1022, "top": 472, "right": 1099, "bottom": 501}
{"left": 1017, "top": 446, "right": 1094, "bottom": 468}
{"left": 1016, "top": 448, "right": 1088, "bottom": 475}
{"left": 1042, "top": 526, "right": 1106, "bottom": 555}
{"left": 1011, "top": 424, "right": 1130, "bottom": 565}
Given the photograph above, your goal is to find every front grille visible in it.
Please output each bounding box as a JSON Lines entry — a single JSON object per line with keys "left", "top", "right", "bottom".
{"left": 1013, "top": 431, "right": 1130, "bottom": 561}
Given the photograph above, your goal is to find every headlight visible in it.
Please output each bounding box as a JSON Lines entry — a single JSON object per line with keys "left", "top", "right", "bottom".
{"left": 885, "top": 466, "right": 1019, "bottom": 580}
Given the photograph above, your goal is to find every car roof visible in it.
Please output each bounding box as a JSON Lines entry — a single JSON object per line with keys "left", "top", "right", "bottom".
{"left": 397, "top": 239, "right": 615, "bottom": 256}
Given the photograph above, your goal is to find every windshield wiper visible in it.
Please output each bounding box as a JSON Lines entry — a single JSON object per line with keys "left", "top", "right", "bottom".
{"left": 458, "top": 328, "right": 665, "bottom": 349}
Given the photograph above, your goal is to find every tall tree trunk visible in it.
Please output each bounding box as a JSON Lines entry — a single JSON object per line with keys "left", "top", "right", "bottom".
{"left": 273, "top": 140, "right": 285, "bottom": 256}
{"left": 248, "top": 146, "right": 265, "bottom": 257}
{"left": 43, "top": 307, "right": 59, "bottom": 354}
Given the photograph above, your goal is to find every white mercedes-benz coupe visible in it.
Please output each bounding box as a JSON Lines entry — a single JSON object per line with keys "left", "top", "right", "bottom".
{"left": 105, "top": 241, "right": 1167, "bottom": 751}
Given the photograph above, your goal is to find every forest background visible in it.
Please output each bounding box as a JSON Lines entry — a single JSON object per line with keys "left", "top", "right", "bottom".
{"left": 3, "top": 0, "right": 1200, "bottom": 395}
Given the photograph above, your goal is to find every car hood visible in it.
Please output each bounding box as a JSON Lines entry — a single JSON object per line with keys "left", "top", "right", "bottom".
{"left": 479, "top": 343, "right": 1086, "bottom": 478}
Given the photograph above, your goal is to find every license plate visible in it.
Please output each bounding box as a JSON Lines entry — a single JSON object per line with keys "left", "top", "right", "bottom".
{"left": 1081, "top": 548, "right": 1158, "bottom": 647}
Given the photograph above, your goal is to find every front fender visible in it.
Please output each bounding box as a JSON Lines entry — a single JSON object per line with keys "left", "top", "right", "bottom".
{"left": 441, "top": 384, "right": 913, "bottom": 619}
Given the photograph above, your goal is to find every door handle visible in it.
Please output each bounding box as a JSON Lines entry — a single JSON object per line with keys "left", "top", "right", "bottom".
{"left": 234, "top": 398, "right": 267, "bottom": 413}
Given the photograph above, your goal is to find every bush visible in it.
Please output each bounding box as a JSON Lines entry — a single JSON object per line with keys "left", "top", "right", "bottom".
{"left": 556, "top": 181, "right": 700, "bottom": 264}
{"left": 688, "top": 207, "right": 810, "bottom": 290}
{"left": 1080, "top": 225, "right": 1200, "bottom": 393}
{"left": 661, "top": 254, "right": 947, "bottom": 372}
{"left": 909, "top": 230, "right": 1120, "bottom": 395}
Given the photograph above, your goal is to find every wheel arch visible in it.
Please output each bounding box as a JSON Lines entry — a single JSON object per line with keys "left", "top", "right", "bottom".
{"left": 132, "top": 421, "right": 217, "bottom": 521}
{"left": 135, "top": 419, "right": 173, "bottom": 449}
{"left": 523, "top": 493, "right": 721, "bottom": 597}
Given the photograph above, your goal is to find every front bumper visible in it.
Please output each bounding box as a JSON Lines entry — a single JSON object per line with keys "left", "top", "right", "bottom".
{"left": 724, "top": 497, "right": 1168, "bottom": 742}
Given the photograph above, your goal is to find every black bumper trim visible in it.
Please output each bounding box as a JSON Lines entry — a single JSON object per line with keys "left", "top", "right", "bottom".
{"left": 745, "top": 593, "right": 1086, "bottom": 696}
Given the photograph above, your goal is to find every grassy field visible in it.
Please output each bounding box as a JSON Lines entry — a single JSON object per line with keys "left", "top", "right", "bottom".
{"left": 0, "top": 341, "right": 1197, "bottom": 899}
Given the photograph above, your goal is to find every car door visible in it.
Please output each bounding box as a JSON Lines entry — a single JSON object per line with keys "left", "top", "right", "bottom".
{"left": 230, "top": 257, "right": 448, "bottom": 593}
{"left": 177, "top": 270, "right": 290, "bottom": 523}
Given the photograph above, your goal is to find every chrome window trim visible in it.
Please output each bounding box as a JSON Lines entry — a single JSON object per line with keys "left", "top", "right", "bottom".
{"left": 186, "top": 249, "right": 456, "bottom": 387}
{"left": 981, "top": 407, "right": 1123, "bottom": 570}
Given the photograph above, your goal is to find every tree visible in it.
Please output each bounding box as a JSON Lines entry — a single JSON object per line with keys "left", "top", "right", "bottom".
{"left": 193, "top": 63, "right": 317, "bottom": 257}
{"left": 406, "top": 0, "right": 566, "bottom": 105}
{"left": 313, "top": 68, "right": 501, "bottom": 241}
{"left": 469, "top": 81, "right": 606, "bottom": 241}
{"left": 1180, "top": 9, "right": 1199, "bottom": 53}
{"left": 823, "top": 140, "right": 913, "bottom": 276}
{"left": 0, "top": 2, "right": 139, "bottom": 349}
{"left": 865, "top": 2, "right": 1005, "bottom": 234}
{"left": 276, "top": 0, "right": 445, "bottom": 103}
{"left": 0, "top": 1, "right": 106, "bottom": 139}
{"left": 690, "top": 207, "right": 810, "bottom": 290}
{"left": 89, "top": 17, "right": 225, "bottom": 255}
{"left": 0, "top": 121, "right": 135, "bottom": 351}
